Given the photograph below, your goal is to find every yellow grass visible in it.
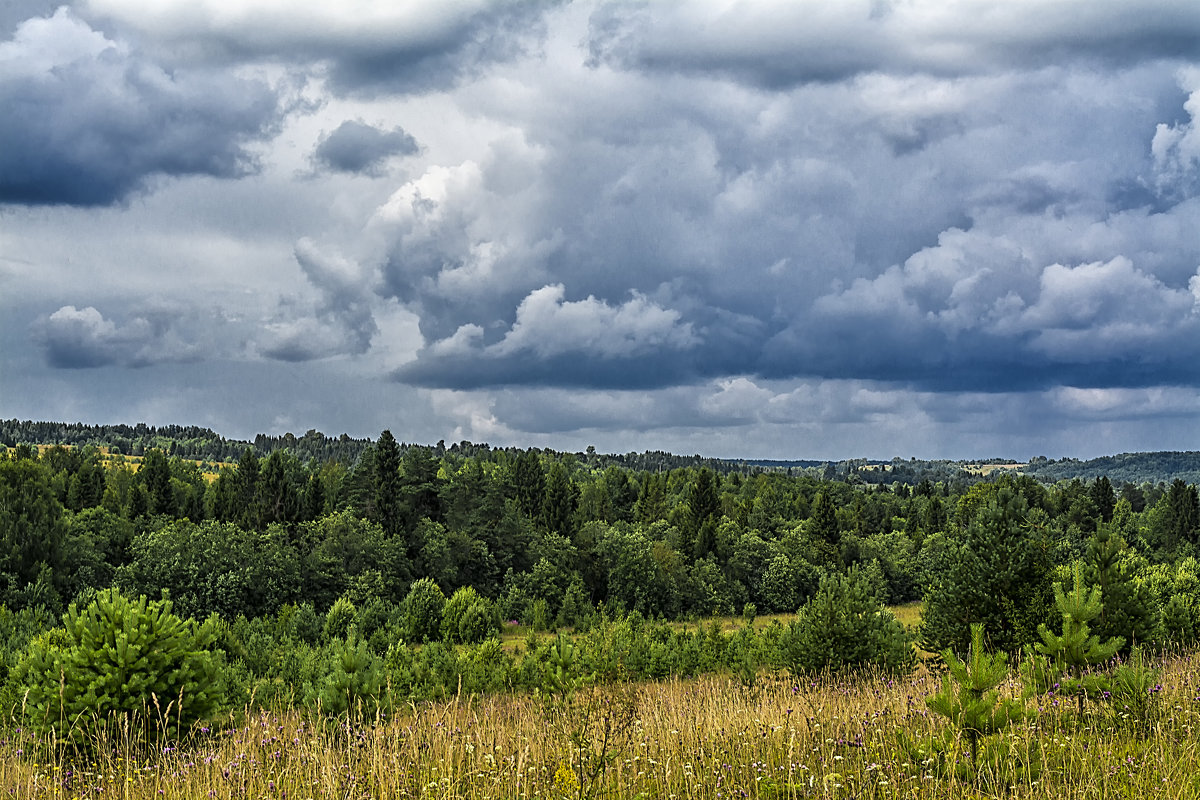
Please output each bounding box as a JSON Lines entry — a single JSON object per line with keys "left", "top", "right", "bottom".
{"left": 4, "top": 650, "right": 1199, "bottom": 799}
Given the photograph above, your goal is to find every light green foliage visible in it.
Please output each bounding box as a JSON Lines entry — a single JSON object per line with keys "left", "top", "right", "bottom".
{"left": 1108, "top": 646, "right": 1162, "bottom": 730}
{"left": 312, "top": 635, "right": 383, "bottom": 718}
{"left": 16, "top": 589, "right": 222, "bottom": 745}
{"left": 543, "top": 632, "right": 594, "bottom": 702}
{"left": 322, "top": 596, "right": 357, "bottom": 642}
{"left": 925, "top": 623, "right": 1026, "bottom": 776}
{"left": 777, "top": 565, "right": 913, "bottom": 676}
{"left": 1025, "top": 564, "right": 1123, "bottom": 715}
{"left": 401, "top": 577, "right": 445, "bottom": 643}
{"left": 440, "top": 586, "right": 500, "bottom": 644}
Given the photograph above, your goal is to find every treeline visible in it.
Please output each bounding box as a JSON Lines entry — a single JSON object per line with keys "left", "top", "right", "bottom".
{"left": 3, "top": 432, "right": 1200, "bottom": 641}
{"left": 0, "top": 419, "right": 788, "bottom": 477}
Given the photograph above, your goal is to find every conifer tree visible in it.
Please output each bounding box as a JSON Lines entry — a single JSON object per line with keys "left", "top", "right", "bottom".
{"left": 16, "top": 589, "right": 222, "bottom": 746}
{"left": 920, "top": 487, "right": 1052, "bottom": 654}
{"left": 926, "top": 623, "right": 1024, "bottom": 774}
{"left": 1084, "top": 519, "right": 1158, "bottom": 651}
{"left": 373, "top": 430, "right": 402, "bottom": 536}
{"left": 1026, "top": 564, "right": 1123, "bottom": 716}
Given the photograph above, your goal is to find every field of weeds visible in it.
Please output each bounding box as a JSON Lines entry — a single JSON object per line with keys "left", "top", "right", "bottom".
{"left": 2, "top": 648, "right": 1198, "bottom": 800}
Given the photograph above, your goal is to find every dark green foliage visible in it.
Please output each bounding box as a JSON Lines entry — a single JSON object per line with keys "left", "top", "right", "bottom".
{"left": 777, "top": 565, "right": 913, "bottom": 675}
{"left": 1163, "top": 478, "right": 1200, "bottom": 545}
{"left": 543, "top": 462, "right": 578, "bottom": 538}
{"left": 139, "top": 448, "right": 175, "bottom": 517}
{"left": 513, "top": 449, "right": 546, "bottom": 521}
{"left": 921, "top": 486, "right": 1053, "bottom": 654}
{"left": 373, "top": 430, "right": 402, "bottom": 536}
{"left": 117, "top": 520, "right": 301, "bottom": 620}
{"left": 15, "top": 589, "right": 222, "bottom": 745}
{"left": 0, "top": 457, "right": 67, "bottom": 611}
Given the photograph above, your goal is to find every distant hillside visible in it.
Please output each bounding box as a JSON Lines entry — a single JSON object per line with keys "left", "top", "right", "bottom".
{"left": 1021, "top": 452, "right": 1200, "bottom": 486}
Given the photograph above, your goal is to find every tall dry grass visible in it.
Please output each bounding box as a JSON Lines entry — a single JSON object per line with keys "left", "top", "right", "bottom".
{"left": 3, "top": 651, "right": 1200, "bottom": 799}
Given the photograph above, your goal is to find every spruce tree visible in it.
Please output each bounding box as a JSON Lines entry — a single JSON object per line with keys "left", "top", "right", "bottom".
{"left": 373, "top": 430, "right": 402, "bottom": 536}
{"left": 1083, "top": 519, "right": 1158, "bottom": 651}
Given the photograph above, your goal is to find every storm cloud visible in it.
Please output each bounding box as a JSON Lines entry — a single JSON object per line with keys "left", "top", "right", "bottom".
{"left": 0, "top": 8, "right": 284, "bottom": 206}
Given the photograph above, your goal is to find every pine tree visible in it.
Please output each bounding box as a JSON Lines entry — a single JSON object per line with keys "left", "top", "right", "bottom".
{"left": 16, "top": 589, "right": 222, "bottom": 746}
{"left": 1026, "top": 564, "right": 1123, "bottom": 716}
{"left": 926, "top": 623, "right": 1024, "bottom": 775}
{"left": 920, "top": 487, "right": 1053, "bottom": 654}
{"left": 1084, "top": 519, "right": 1158, "bottom": 651}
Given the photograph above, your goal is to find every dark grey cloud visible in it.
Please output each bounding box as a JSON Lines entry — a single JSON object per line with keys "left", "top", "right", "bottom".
{"left": 0, "top": 8, "right": 284, "bottom": 206}
{"left": 371, "top": 45, "right": 1200, "bottom": 397}
{"left": 7, "top": 0, "right": 1200, "bottom": 460}
{"left": 82, "top": 0, "right": 562, "bottom": 96}
{"left": 586, "top": 1, "right": 1200, "bottom": 88}
{"left": 312, "top": 120, "right": 418, "bottom": 175}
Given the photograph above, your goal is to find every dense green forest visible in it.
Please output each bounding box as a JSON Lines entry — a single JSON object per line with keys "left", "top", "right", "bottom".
{"left": 2, "top": 423, "right": 1200, "bottom": 705}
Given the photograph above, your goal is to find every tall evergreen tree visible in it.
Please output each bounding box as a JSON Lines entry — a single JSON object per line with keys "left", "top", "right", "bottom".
{"left": 373, "top": 430, "right": 402, "bottom": 536}
{"left": 139, "top": 448, "right": 175, "bottom": 517}
{"left": 399, "top": 445, "right": 442, "bottom": 532}
{"left": 1089, "top": 476, "right": 1116, "bottom": 524}
{"left": 543, "top": 462, "right": 578, "bottom": 538}
{"left": 232, "top": 448, "right": 260, "bottom": 529}
{"left": 1165, "top": 479, "right": 1200, "bottom": 544}
{"left": 809, "top": 489, "right": 839, "bottom": 545}
{"left": 1083, "top": 517, "right": 1158, "bottom": 650}
{"left": 512, "top": 449, "right": 546, "bottom": 521}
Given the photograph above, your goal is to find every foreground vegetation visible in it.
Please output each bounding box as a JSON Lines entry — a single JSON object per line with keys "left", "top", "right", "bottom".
{"left": 0, "top": 649, "right": 1193, "bottom": 800}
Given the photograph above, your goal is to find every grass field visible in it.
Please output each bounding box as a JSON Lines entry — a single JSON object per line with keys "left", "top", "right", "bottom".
{"left": 0, "top": 643, "right": 1193, "bottom": 800}
{"left": 33, "top": 444, "right": 233, "bottom": 483}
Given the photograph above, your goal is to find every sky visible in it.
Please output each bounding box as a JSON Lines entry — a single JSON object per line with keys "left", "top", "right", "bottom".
{"left": 3, "top": 1, "right": 1200, "bottom": 461}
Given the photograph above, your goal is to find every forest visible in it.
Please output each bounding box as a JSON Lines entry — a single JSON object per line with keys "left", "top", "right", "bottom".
{"left": 3, "top": 423, "right": 1200, "bottom": 797}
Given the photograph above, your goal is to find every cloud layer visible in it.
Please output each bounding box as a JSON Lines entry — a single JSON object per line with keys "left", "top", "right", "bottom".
{"left": 4, "top": 1, "right": 1200, "bottom": 458}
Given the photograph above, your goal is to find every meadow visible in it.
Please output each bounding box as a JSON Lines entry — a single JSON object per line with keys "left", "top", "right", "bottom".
{"left": 0, "top": 643, "right": 1194, "bottom": 800}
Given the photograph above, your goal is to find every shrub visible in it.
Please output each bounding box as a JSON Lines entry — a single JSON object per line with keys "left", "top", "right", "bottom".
{"left": 401, "top": 578, "right": 445, "bottom": 643}
{"left": 15, "top": 589, "right": 222, "bottom": 746}
{"left": 322, "top": 596, "right": 357, "bottom": 642}
{"left": 441, "top": 586, "right": 500, "bottom": 644}
{"left": 777, "top": 565, "right": 913, "bottom": 675}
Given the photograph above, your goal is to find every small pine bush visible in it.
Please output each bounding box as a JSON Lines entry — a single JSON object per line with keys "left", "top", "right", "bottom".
{"left": 15, "top": 589, "right": 222, "bottom": 747}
